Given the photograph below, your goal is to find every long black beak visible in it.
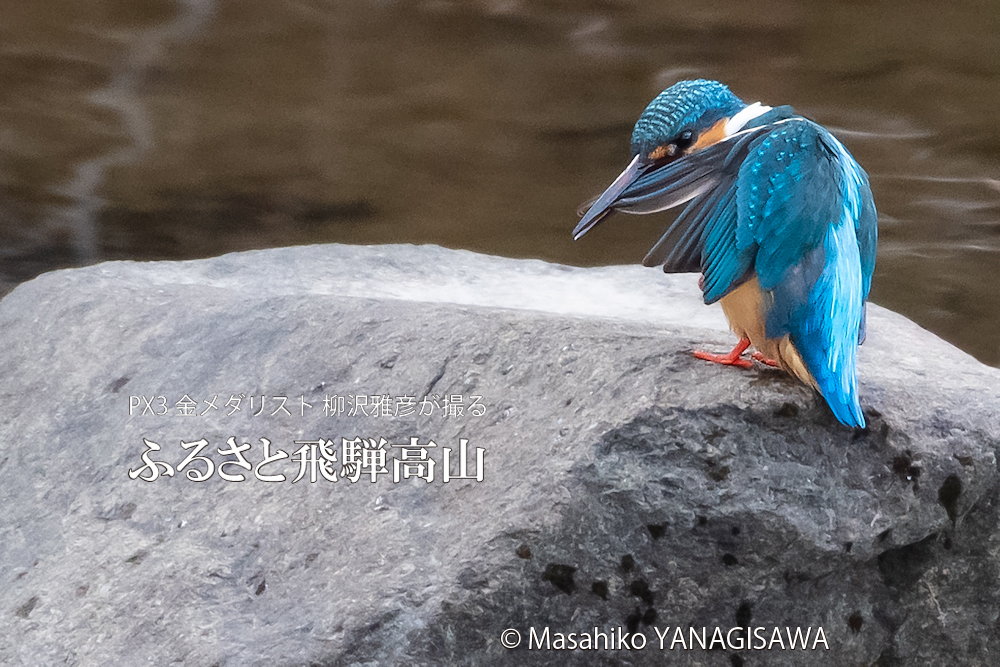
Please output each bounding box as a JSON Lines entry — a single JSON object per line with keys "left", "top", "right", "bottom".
{"left": 572, "top": 154, "right": 645, "bottom": 240}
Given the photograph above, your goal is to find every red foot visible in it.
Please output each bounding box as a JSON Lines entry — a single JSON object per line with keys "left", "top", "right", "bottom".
{"left": 751, "top": 352, "right": 780, "bottom": 368}
{"left": 693, "top": 338, "right": 753, "bottom": 369}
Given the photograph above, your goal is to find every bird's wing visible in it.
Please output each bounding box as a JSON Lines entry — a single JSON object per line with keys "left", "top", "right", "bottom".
{"left": 738, "top": 119, "right": 873, "bottom": 426}
{"left": 740, "top": 120, "right": 871, "bottom": 335}
{"left": 615, "top": 156, "right": 721, "bottom": 213}
{"left": 627, "top": 127, "right": 771, "bottom": 298}
{"left": 737, "top": 119, "right": 841, "bottom": 296}
{"left": 642, "top": 176, "right": 736, "bottom": 275}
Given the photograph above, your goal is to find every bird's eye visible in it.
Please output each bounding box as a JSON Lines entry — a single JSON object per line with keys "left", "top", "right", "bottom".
{"left": 676, "top": 130, "right": 694, "bottom": 149}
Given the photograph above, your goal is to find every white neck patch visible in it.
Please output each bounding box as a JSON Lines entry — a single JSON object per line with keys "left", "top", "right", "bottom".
{"left": 725, "top": 102, "right": 773, "bottom": 136}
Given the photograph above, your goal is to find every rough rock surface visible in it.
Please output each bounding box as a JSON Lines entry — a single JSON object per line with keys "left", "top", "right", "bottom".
{"left": 0, "top": 243, "right": 998, "bottom": 667}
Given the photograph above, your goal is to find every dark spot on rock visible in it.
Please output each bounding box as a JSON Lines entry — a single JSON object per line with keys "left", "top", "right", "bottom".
{"left": 472, "top": 352, "right": 489, "bottom": 365}
{"left": 848, "top": 612, "right": 863, "bottom": 633}
{"left": 108, "top": 376, "right": 130, "bottom": 393}
{"left": 591, "top": 581, "right": 608, "bottom": 600}
{"left": 515, "top": 544, "right": 532, "bottom": 559}
{"left": 877, "top": 529, "right": 892, "bottom": 542}
{"left": 890, "top": 451, "right": 911, "bottom": 472}
{"left": 856, "top": 413, "right": 890, "bottom": 443}
{"left": 943, "top": 535, "right": 953, "bottom": 551}
{"left": 14, "top": 596, "right": 39, "bottom": 619}
{"left": 939, "top": 475, "right": 962, "bottom": 522}
{"left": 722, "top": 553, "right": 738, "bottom": 567}
{"left": 125, "top": 550, "right": 148, "bottom": 565}
{"left": 877, "top": 533, "right": 937, "bottom": 590}
{"left": 891, "top": 452, "right": 920, "bottom": 483}
{"left": 707, "top": 464, "right": 730, "bottom": 482}
{"left": 730, "top": 655, "right": 745, "bottom": 667}
{"left": 620, "top": 554, "right": 636, "bottom": 573}
{"left": 697, "top": 515, "right": 708, "bottom": 527}
{"left": 542, "top": 563, "right": 576, "bottom": 595}
{"left": 378, "top": 354, "right": 399, "bottom": 369}
{"left": 735, "top": 601, "right": 752, "bottom": 626}
{"left": 731, "top": 526, "right": 741, "bottom": 536}
{"left": 305, "top": 553, "right": 319, "bottom": 566}
{"left": 625, "top": 609, "right": 642, "bottom": 633}
{"left": 248, "top": 571, "right": 266, "bottom": 595}
{"left": 629, "top": 579, "right": 655, "bottom": 605}
{"left": 76, "top": 585, "right": 88, "bottom": 597}
{"left": 647, "top": 524, "right": 666, "bottom": 540}
{"left": 775, "top": 402, "right": 799, "bottom": 418}
{"left": 642, "top": 607, "right": 657, "bottom": 625}
{"left": 845, "top": 541, "right": 853, "bottom": 553}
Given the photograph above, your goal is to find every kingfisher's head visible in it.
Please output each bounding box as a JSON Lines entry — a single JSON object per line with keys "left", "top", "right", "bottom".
{"left": 574, "top": 79, "right": 769, "bottom": 240}
{"left": 629, "top": 79, "right": 746, "bottom": 166}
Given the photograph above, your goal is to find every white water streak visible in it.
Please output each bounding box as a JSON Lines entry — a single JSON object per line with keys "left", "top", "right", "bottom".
{"left": 55, "top": 0, "right": 216, "bottom": 264}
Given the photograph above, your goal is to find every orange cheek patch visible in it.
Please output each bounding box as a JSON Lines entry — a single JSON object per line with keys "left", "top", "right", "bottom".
{"left": 689, "top": 118, "right": 729, "bottom": 152}
{"left": 648, "top": 144, "right": 674, "bottom": 160}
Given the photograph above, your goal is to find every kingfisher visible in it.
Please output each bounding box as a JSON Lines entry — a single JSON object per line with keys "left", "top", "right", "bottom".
{"left": 573, "top": 79, "right": 877, "bottom": 428}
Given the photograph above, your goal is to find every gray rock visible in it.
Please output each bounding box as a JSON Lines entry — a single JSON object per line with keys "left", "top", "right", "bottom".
{"left": 0, "top": 243, "right": 997, "bottom": 666}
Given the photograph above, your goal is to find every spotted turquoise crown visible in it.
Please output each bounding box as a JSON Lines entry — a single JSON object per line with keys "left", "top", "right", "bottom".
{"left": 630, "top": 80, "right": 746, "bottom": 157}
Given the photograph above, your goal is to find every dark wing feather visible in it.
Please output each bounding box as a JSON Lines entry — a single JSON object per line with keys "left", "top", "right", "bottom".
{"left": 642, "top": 181, "right": 728, "bottom": 271}
{"left": 615, "top": 159, "right": 719, "bottom": 214}
{"left": 629, "top": 125, "right": 772, "bottom": 300}
{"left": 699, "top": 183, "right": 751, "bottom": 302}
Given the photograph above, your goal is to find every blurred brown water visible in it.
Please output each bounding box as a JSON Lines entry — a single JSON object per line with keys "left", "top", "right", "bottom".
{"left": 1, "top": 0, "right": 999, "bottom": 366}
